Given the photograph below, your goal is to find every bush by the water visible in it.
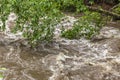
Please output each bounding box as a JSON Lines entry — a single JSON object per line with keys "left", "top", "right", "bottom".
{"left": 0, "top": 0, "right": 108, "bottom": 45}
{"left": 62, "top": 12, "right": 106, "bottom": 39}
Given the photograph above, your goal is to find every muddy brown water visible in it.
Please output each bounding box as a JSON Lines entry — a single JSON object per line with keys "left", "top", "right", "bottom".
{"left": 0, "top": 22, "right": 120, "bottom": 80}
{"left": 0, "top": 44, "right": 52, "bottom": 80}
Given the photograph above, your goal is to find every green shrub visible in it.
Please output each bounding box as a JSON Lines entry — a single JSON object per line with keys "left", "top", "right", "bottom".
{"left": 57, "top": 0, "right": 87, "bottom": 12}
{"left": 0, "top": 0, "right": 106, "bottom": 45}
{"left": 0, "top": 0, "right": 63, "bottom": 45}
{"left": 62, "top": 12, "right": 105, "bottom": 39}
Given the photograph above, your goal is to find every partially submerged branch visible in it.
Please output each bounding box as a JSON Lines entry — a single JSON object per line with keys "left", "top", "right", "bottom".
{"left": 110, "top": 3, "right": 120, "bottom": 10}
{"left": 87, "top": 6, "right": 120, "bottom": 19}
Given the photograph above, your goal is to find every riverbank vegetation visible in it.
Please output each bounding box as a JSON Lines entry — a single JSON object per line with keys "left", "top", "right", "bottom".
{"left": 0, "top": 0, "right": 120, "bottom": 45}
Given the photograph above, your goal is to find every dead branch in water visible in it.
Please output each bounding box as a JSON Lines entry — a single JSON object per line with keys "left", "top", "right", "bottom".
{"left": 87, "top": 6, "right": 120, "bottom": 19}
{"left": 110, "top": 3, "right": 120, "bottom": 10}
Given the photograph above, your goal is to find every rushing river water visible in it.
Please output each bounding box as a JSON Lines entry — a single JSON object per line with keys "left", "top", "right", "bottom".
{"left": 0, "top": 14, "right": 120, "bottom": 80}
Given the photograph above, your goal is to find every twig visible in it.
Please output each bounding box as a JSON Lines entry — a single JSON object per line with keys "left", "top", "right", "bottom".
{"left": 87, "top": 6, "right": 120, "bottom": 19}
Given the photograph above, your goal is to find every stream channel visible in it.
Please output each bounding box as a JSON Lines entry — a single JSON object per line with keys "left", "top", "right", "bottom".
{"left": 0, "top": 15, "right": 120, "bottom": 80}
